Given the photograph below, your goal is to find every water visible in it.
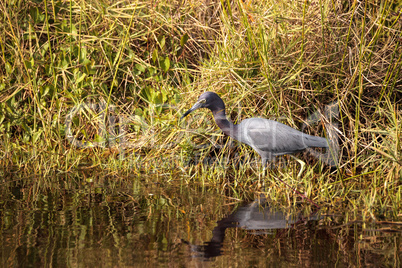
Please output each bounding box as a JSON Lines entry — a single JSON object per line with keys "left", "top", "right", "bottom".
{"left": 1, "top": 174, "right": 401, "bottom": 267}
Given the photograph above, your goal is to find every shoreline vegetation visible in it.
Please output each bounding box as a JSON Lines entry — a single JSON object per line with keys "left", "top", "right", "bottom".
{"left": 1, "top": 1, "right": 401, "bottom": 219}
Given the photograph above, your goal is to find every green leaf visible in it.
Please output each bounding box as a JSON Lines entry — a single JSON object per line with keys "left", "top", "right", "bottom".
{"left": 81, "top": 58, "right": 91, "bottom": 66}
{"left": 158, "top": 36, "right": 166, "bottom": 49}
{"left": 60, "top": 56, "right": 69, "bottom": 70}
{"left": 94, "top": 134, "right": 105, "bottom": 143}
{"left": 41, "top": 43, "right": 49, "bottom": 58}
{"left": 41, "top": 85, "right": 51, "bottom": 97}
{"left": 128, "top": 49, "right": 135, "bottom": 59}
{"left": 24, "top": 58, "right": 34, "bottom": 70}
{"left": 140, "top": 87, "right": 152, "bottom": 102}
{"left": 30, "top": 7, "right": 44, "bottom": 23}
{"left": 0, "top": 112, "right": 5, "bottom": 125}
{"left": 5, "top": 62, "right": 12, "bottom": 75}
{"left": 32, "top": 130, "right": 43, "bottom": 143}
{"left": 148, "top": 66, "right": 156, "bottom": 76}
{"left": 152, "top": 49, "right": 158, "bottom": 64}
{"left": 180, "top": 33, "right": 189, "bottom": 47}
{"left": 135, "top": 63, "right": 146, "bottom": 73}
{"left": 76, "top": 73, "right": 87, "bottom": 84}
{"left": 161, "top": 56, "right": 170, "bottom": 72}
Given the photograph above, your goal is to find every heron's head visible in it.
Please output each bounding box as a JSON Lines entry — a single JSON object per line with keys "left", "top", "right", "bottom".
{"left": 181, "top": 92, "right": 224, "bottom": 119}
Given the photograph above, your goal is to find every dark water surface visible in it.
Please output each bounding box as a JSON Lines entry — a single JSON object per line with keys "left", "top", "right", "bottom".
{"left": 1, "top": 174, "right": 401, "bottom": 267}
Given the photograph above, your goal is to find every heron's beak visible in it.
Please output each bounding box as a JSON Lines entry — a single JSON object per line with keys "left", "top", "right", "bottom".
{"left": 180, "top": 101, "right": 203, "bottom": 119}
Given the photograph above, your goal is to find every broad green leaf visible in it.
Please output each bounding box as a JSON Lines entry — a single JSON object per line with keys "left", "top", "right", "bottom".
{"left": 158, "top": 36, "right": 165, "bottom": 49}
{"left": 76, "top": 73, "right": 87, "bottom": 84}
{"left": 161, "top": 56, "right": 170, "bottom": 72}
{"left": 32, "top": 130, "right": 43, "bottom": 143}
{"left": 135, "top": 63, "right": 146, "bottom": 73}
{"left": 152, "top": 49, "right": 158, "bottom": 63}
{"left": 5, "top": 62, "right": 12, "bottom": 74}
{"left": 180, "top": 33, "right": 189, "bottom": 47}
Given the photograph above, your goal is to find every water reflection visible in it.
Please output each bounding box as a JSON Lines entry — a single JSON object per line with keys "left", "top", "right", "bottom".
{"left": 0, "top": 175, "right": 401, "bottom": 267}
{"left": 184, "top": 196, "right": 320, "bottom": 259}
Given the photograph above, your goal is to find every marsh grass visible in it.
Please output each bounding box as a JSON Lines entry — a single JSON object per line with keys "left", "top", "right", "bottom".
{"left": 0, "top": 0, "right": 401, "bottom": 218}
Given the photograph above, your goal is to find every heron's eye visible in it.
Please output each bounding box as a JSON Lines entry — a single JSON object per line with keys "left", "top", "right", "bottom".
{"left": 199, "top": 99, "right": 206, "bottom": 104}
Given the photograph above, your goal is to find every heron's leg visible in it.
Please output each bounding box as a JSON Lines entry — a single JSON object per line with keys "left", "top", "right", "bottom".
{"left": 255, "top": 158, "right": 269, "bottom": 188}
{"left": 261, "top": 158, "right": 268, "bottom": 174}
{"left": 258, "top": 157, "right": 276, "bottom": 188}
{"left": 289, "top": 155, "right": 305, "bottom": 178}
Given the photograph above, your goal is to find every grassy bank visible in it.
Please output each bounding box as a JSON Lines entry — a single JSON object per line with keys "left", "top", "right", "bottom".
{"left": 0, "top": 0, "right": 401, "bottom": 218}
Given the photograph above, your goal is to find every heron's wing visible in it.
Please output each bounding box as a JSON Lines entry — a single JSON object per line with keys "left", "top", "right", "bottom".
{"left": 239, "top": 119, "right": 318, "bottom": 155}
{"left": 247, "top": 128, "right": 308, "bottom": 154}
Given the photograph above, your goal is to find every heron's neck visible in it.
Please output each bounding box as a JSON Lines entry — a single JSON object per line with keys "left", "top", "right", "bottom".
{"left": 212, "top": 110, "right": 238, "bottom": 139}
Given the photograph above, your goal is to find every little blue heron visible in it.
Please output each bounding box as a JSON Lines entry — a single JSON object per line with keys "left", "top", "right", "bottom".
{"left": 181, "top": 92, "right": 333, "bottom": 177}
